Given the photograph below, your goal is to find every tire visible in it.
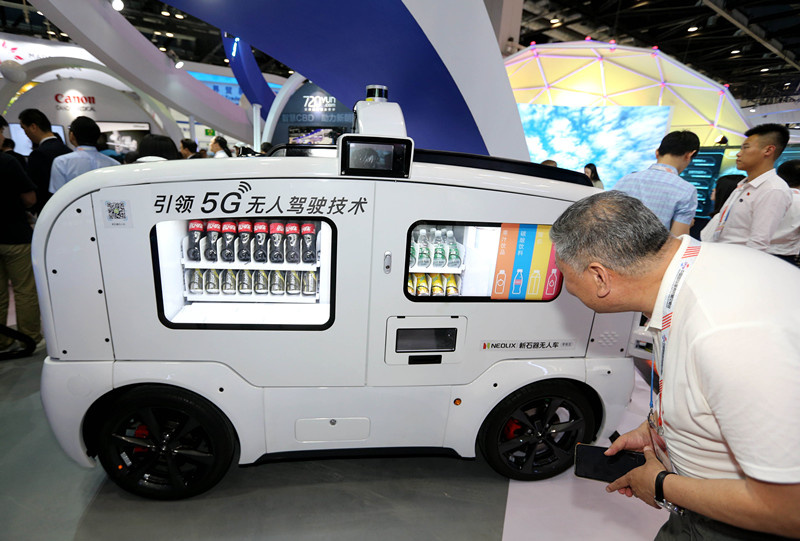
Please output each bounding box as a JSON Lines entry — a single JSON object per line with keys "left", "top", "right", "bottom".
{"left": 97, "top": 386, "right": 236, "bottom": 500}
{"left": 480, "top": 381, "right": 596, "bottom": 481}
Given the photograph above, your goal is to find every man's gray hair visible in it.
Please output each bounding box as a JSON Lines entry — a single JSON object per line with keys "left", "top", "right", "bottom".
{"left": 550, "top": 191, "right": 670, "bottom": 273}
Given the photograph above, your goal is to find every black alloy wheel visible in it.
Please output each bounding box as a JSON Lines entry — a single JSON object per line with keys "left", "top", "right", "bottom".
{"left": 97, "top": 386, "right": 236, "bottom": 500}
{"left": 480, "top": 381, "right": 595, "bottom": 481}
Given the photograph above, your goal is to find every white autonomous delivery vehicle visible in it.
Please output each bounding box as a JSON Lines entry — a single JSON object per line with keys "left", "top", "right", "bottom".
{"left": 34, "top": 94, "right": 644, "bottom": 500}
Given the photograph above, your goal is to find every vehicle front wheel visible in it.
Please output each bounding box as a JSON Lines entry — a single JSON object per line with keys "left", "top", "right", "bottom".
{"left": 480, "top": 381, "right": 595, "bottom": 481}
{"left": 97, "top": 386, "right": 236, "bottom": 500}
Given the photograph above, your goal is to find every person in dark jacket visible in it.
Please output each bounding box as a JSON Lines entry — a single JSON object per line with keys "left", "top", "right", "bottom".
{"left": 18, "top": 109, "right": 71, "bottom": 214}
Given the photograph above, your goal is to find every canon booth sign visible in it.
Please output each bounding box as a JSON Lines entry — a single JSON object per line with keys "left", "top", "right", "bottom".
{"left": 55, "top": 93, "right": 97, "bottom": 111}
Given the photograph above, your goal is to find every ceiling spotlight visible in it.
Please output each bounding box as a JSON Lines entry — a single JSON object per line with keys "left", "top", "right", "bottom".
{"left": 223, "top": 58, "right": 230, "bottom": 63}
{"left": 47, "top": 30, "right": 56, "bottom": 35}
{"left": 166, "top": 50, "right": 183, "bottom": 69}
{"left": 175, "top": 13, "right": 185, "bottom": 19}
{"left": 165, "top": 32, "right": 174, "bottom": 38}
{"left": 731, "top": 49, "right": 740, "bottom": 54}
{"left": 687, "top": 26, "right": 699, "bottom": 32}
{"left": 154, "top": 31, "right": 162, "bottom": 35}
{"left": 550, "top": 18, "right": 560, "bottom": 24}
{"left": 111, "top": 0, "right": 124, "bottom": 11}
{"left": 288, "top": 70, "right": 295, "bottom": 74}
{"left": 761, "top": 68, "right": 769, "bottom": 72}
{"left": 60, "top": 32, "right": 68, "bottom": 37}
{"left": 158, "top": 46, "right": 166, "bottom": 52}
{"left": 785, "top": 82, "right": 791, "bottom": 86}
{"left": 749, "top": 107, "right": 756, "bottom": 112}
{"left": 161, "top": 10, "right": 170, "bottom": 16}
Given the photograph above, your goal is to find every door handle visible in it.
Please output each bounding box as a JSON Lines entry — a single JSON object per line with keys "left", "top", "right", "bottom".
{"left": 384, "top": 251, "right": 392, "bottom": 274}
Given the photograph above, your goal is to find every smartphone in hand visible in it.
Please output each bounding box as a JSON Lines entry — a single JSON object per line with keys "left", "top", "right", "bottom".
{"left": 574, "top": 443, "right": 646, "bottom": 483}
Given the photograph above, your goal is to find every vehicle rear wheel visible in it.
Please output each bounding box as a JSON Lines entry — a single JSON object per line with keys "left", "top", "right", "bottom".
{"left": 97, "top": 386, "right": 236, "bottom": 500}
{"left": 480, "top": 381, "right": 595, "bottom": 481}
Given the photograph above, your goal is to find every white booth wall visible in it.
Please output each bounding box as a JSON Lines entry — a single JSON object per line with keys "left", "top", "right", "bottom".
{"left": 6, "top": 77, "right": 164, "bottom": 149}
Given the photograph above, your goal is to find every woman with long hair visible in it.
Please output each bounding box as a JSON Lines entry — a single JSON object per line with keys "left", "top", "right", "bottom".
{"left": 584, "top": 163, "right": 604, "bottom": 190}
{"left": 210, "top": 135, "right": 232, "bottom": 158}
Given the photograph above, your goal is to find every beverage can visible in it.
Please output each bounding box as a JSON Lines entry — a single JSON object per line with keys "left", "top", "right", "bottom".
{"left": 237, "top": 221, "right": 252, "bottom": 262}
{"left": 269, "top": 270, "right": 285, "bottom": 294}
{"left": 286, "top": 270, "right": 302, "bottom": 295}
{"left": 204, "top": 220, "right": 221, "bottom": 262}
{"left": 407, "top": 273, "right": 416, "bottom": 295}
{"left": 285, "top": 222, "right": 301, "bottom": 263}
{"left": 221, "top": 269, "right": 236, "bottom": 294}
{"left": 204, "top": 269, "right": 220, "bottom": 294}
{"left": 431, "top": 273, "right": 445, "bottom": 296}
{"left": 237, "top": 269, "right": 253, "bottom": 294}
{"left": 188, "top": 269, "right": 204, "bottom": 293}
{"left": 253, "top": 222, "right": 269, "bottom": 262}
{"left": 254, "top": 270, "right": 269, "bottom": 294}
{"left": 302, "top": 271, "right": 318, "bottom": 296}
{"left": 414, "top": 273, "right": 429, "bottom": 296}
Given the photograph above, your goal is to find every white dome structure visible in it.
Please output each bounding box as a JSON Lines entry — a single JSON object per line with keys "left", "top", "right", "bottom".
{"left": 505, "top": 40, "right": 750, "bottom": 146}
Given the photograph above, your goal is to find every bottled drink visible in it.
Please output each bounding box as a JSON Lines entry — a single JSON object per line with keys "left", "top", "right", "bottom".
{"left": 285, "top": 222, "right": 301, "bottom": 263}
{"left": 237, "top": 269, "right": 253, "bottom": 294}
{"left": 430, "top": 273, "right": 445, "bottom": 296}
{"left": 204, "top": 220, "right": 221, "bottom": 262}
{"left": 204, "top": 269, "right": 220, "bottom": 294}
{"left": 269, "top": 222, "right": 285, "bottom": 263}
{"left": 415, "top": 273, "right": 429, "bottom": 296}
{"left": 269, "top": 270, "right": 285, "bottom": 294}
{"left": 409, "top": 242, "right": 416, "bottom": 268}
{"left": 187, "top": 220, "right": 203, "bottom": 261}
{"left": 188, "top": 269, "right": 204, "bottom": 293}
{"left": 301, "top": 223, "right": 317, "bottom": 263}
{"left": 445, "top": 274, "right": 459, "bottom": 296}
{"left": 416, "top": 228, "right": 431, "bottom": 267}
{"left": 432, "top": 229, "right": 446, "bottom": 267}
{"left": 302, "top": 271, "right": 317, "bottom": 296}
{"left": 220, "top": 221, "right": 237, "bottom": 262}
{"left": 446, "top": 230, "right": 461, "bottom": 267}
{"left": 221, "top": 269, "right": 236, "bottom": 294}
{"left": 237, "top": 221, "right": 252, "bottom": 262}
{"left": 253, "top": 222, "right": 269, "bottom": 262}
{"left": 254, "top": 270, "right": 269, "bottom": 294}
{"left": 286, "top": 270, "right": 301, "bottom": 294}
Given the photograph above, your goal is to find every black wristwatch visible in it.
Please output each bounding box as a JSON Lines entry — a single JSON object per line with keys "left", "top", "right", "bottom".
{"left": 655, "top": 471, "right": 684, "bottom": 515}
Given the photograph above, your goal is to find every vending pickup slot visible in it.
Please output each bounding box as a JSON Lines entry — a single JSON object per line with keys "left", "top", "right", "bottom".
{"left": 395, "top": 327, "right": 457, "bottom": 353}
{"left": 408, "top": 355, "right": 442, "bottom": 365}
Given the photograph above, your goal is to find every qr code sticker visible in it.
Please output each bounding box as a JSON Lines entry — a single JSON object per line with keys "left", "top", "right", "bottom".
{"left": 104, "top": 201, "right": 131, "bottom": 227}
{"left": 106, "top": 201, "right": 127, "bottom": 220}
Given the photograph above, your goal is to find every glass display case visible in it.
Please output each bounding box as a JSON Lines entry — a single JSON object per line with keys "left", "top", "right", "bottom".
{"left": 406, "top": 222, "right": 562, "bottom": 302}
{"left": 152, "top": 217, "right": 334, "bottom": 328}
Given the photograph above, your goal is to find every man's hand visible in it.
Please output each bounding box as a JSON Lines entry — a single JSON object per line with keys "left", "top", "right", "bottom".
{"left": 605, "top": 446, "right": 666, "bottom": 507}
{"left": 605, "top": 421, "right": 651, "bottom": 456}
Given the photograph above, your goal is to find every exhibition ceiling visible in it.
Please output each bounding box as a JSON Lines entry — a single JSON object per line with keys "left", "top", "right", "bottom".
{"left": 0, "top": 0, "right": 797, "bottom": 106}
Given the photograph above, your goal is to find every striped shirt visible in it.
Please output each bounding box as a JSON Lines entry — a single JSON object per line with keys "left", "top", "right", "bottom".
{"left": 613, "top": 163, "right": 698, "bottom": 229}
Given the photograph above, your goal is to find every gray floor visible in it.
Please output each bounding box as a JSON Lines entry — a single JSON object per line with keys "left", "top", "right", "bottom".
{"left": 0, "top": 351, "right": 509, "bottom": 541}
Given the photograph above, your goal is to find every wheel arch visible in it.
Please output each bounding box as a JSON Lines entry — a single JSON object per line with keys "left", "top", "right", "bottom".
{"left": 475, "top": 377, "right": 604, "bottom": 451}
{"left": 82, "top": 383, "right": 242, "bottom": 459}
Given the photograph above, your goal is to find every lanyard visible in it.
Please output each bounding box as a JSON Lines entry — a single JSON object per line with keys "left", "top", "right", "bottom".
{"left": 712, "top": 182, "right": 748, "bottom": 241}
{"left": 649, "top": 238, "right": 702, "bottom": 434}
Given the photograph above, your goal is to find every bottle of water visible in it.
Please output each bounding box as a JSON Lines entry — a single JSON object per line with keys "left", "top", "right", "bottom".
{"left": 432, "top": 229, "right": 446, "bottom": 267}
{"left": 417, "top": 228, "right": 431, "bottom": 267}
{"left": 446, "top": 230, "right": 461, "bottom": 267}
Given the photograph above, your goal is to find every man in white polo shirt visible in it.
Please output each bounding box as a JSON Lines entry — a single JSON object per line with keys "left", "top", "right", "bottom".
{"left": 701, "top": 124, "right": 791, "bottom": 254}
{"left": 551, "top": 191, "right": 800, "bottom": 540}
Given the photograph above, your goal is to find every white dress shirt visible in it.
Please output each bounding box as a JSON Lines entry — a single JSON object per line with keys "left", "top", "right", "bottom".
{"left": 769, "top": 188, "right": 800, "bottom": 256}
{"left": 49, "top": 145, "right": 120, "bottom": 193}
{"left": 700, "top": 169, "right": 792, "bottom": 253}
